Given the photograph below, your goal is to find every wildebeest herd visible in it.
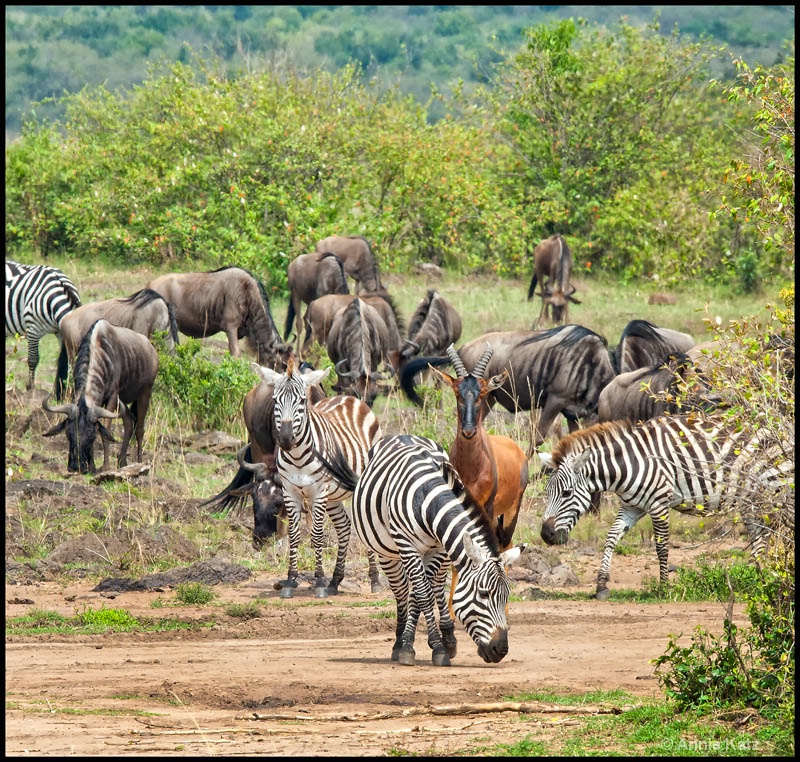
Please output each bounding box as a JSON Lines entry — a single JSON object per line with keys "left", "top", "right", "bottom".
{"left": 6, "top": 236, "right": 792, "bottom": 667}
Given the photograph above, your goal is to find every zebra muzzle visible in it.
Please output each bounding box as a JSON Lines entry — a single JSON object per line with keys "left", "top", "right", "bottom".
{"left": 540, "top": 519, "right": 569, "bottom": 546}
{"left": 476, "top": 629, "right": 509, "bottom": 664}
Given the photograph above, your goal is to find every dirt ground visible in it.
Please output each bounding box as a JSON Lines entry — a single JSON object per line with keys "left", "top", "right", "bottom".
{"left": 6, "top": 547, "right": 747, "bottom": 757}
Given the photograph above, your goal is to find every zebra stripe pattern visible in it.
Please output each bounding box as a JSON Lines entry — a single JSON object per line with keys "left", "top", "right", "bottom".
{"left": 539, "top": 415, "right": 794, "bottom": 599}
{"left": 331, "top": 433, "right": 523, "bottom": 666}
{"left": 250, "top": 359, "right": 381, "bottom": 598}
{"left": 6, "top": 260, "right": 81, "bottom": 395}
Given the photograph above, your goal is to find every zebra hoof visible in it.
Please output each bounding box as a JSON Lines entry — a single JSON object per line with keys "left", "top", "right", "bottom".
{"left": 432, "top": 649, "right": 451, "bottom": 667}
{"left": 279, "top": 586, "right": 295, "bottom": 599}
{"left": 314, "top": 587, "right": 329, "bottom": 599}
{"left": 370, "top": 581, "right": 382, "bottom": 594}
{"left": 397, "top": 649, "right": 416, "bottom": 666}
{"left": 594, "top": 588, "right": 611, "bottom": 601}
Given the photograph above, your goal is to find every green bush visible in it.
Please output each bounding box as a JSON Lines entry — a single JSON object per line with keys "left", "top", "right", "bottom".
{"left": 174, "top": 582, "right": 216, "bottom": 605}
{"left": 154, "top": 339, "right": 254, "bottom": 430}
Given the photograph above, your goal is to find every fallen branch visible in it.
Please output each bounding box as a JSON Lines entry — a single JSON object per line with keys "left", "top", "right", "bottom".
{"left": 247, "top": 701, "right": 628, "bottom": 723}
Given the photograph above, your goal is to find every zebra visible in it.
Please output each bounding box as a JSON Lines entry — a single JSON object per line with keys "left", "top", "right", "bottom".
{"left": 5, "top": 259, "right": 81, "bottom": 399}
{"left": 538, "top": 415, "right": 794, "bottom": 600}
{"left": 317, "top": 433, "right": 525, "bottom": 667}
{"left": 249, "top": 357, "right": 382, "bottom": 598}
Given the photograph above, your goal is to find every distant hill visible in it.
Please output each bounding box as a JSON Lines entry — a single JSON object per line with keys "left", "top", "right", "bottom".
{"left": 5, "top": 5, "right": 795, "bottom": 141}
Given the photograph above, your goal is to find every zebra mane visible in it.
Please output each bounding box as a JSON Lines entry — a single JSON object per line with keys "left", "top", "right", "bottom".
{"left": 550, "top": 420, "right": 632, "bottom": 468}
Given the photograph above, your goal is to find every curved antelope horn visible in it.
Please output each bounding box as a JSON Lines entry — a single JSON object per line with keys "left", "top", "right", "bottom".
{"left": 237, "top": 445, "right": 270, "bottom": 480}
{"left": 472, "top": 344, "right": 494, "bottom": 378}
{"left": 335, "top": 359, "right": 357, "bottom": 378}
{"left": 446, "top": 344, "right": 468, "bottom": 378}
{"left": 42, "top": 393, "right": 77, "bottom": 418}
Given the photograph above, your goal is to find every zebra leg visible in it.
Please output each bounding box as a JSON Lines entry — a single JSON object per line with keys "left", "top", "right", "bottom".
{"left": 382, "top": 559, "right": 412, "bottom": 662}
{"left": 433, "top": 562, "right": 457, "bottom": 659}
{"left": 596, "top": 504, "right": 646, "bottom": 600}
{"left": 277, "top": 497, "right": 303, "bottom": 597}
{"left": 650, "top": 512, "right": 672, "bottom": 589}
{"left": 324, "top": 501, "right": 351, "bottom": 596}
{"left": 25, "top": 334, "right": 40, "bottom": 390}
{"left": 310, "top": 498, "right": 331, "bottom": 596}
{"left": 404, "top": 550, "right": 450, "bottom": 667}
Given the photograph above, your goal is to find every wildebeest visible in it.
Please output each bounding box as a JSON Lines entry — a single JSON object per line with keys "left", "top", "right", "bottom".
{"left": 597, "top": 353, "right": 718, "bottom": 423}
{"left": 326, "top": 297, "right": 394, "bottom": 406}
{"left": 399, "top": 288, "right": 462, "bottom": 363}
{"left": 201, "top": 362, "right": 326, "bottom": 547}
{"left": 303, "top": 292, "right": 404, "bottom": 359}
{"left": 612, "top": 319, "right": 695, "bottom": 374}
{"left": 42, "top": 319, "right": 159, "bottom": 473}
{"left": 57, "top": 288, "right": 178, "bottom": 388}
{"left": 284, "top": 251, "right": 349, "bottom": 353}
{"left": 147, "top": 266, "right": 291, "bottom": 369}
{"left": 526, "top": 234, "right": 580, "bottom": 327}
{"left": 316, "top": 235, "right": 383, "bottom": 294}
{"left": 401, "top": 325, "right": 615, "bottom": 451}
{"left": 315, "top": 235, "right": 383, "bottom": 293}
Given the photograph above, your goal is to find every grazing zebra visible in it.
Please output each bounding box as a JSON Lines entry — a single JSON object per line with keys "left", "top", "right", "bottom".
{"left": 318, "top": 433, "right": 525, "bottom": 667}
{"left": 5, "top": 260, "right": 81, "bottom": 399}
{"left": 539, "top": 415, "right": 794, "bottom": 599}
{"left": 250, "top": 358, "right": 381, "bottom": 598}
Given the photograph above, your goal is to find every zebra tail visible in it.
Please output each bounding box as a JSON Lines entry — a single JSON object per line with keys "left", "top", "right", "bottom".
{"left": 53, "top": 340, "right": 69, "bottom": 401}
{"left": 313, "top": 443, "right": 359, "bottom": 492}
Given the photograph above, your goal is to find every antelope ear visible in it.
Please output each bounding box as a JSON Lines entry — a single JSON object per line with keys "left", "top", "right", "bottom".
{"left": 463, "top": 532, "right": 489, "bottom": 567}
{"left": 500, "top": 543, "right": 526, "bottom": 567}
{"left": 486, "top": 370, "right": 508, "bottom": 392}
{"left": 429, "top": 365, "right": 452, "bottom": 386}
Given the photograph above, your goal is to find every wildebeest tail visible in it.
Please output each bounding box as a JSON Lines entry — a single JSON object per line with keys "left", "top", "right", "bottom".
{"left": 399, "top": 354, "right": 452, "bottom": 407}
{"left": 53, "top": 339, "right": 70, "bottom": 401}
{"left": 527, "top": 271, "right": 538, "bottom": 301}
{"left": 199, "top": 444, "right": 256, "bottom": 512}
{"left": 284, "top": 298, "right": 297, "bottom": 341}
{"left": 166, "top": 301, "right": 180, "bottom": 347}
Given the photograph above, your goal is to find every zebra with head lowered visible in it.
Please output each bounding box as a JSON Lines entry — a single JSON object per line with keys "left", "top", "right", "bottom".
{"left": 6, "top": 260, "right": 81, "bottom": 400}
{"left": 538, "top": 415, "right": 794, "bottom": 600}
{"left": 250, "top": 358, "right": 381, "bottom": 598}
{"left": 317, "top": 433, "right": 525, "bottom": 667}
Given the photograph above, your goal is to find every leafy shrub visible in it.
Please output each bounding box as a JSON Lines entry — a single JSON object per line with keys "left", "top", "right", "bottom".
{"left": 78, "top": 607, "right": 140, "bottom": 630}
{"left": 174, "top": 582, "right": 216, "bottom": 605}
{"left": 154, "top": 339, "right": 254, "bottom": 431}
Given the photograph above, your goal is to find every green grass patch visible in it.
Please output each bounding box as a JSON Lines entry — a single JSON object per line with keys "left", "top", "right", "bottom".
{"left": 5, "top": 607, "right": 205, "bottom": 636}
{"left": 174, "top": 582, "right": 216, "bottom": 605}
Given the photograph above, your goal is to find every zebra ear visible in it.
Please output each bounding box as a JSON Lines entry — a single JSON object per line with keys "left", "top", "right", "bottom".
{"left": 571, "top": 449, "right": 592, "bottom": 472}
{"left": 463, "top": 532, "right": 489, "bottom": 567}
{"left": 538, "top": 452, "right": 555, "bottom": 471}
{"left": 500, "top": 543, "right": 526, "bottom": 567}
{"left": 305, "top": 367, "right": 330, "bottom": 387}
{"left": 251, "top": 362, "right": 283, "bottom": 386}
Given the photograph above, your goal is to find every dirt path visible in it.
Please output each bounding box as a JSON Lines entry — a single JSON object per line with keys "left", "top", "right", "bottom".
{"left": 6, "top": 571, "right": 745, "bottom": 757}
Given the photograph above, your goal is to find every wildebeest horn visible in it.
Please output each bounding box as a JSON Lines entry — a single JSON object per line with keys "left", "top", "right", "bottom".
{"left": 89, "top": 402, "right": 121, "bottom": 421}
{"left": 472, "top": 344, "right": 494, "bottom": 378}
{"left": 446, "top": 344, "right": 467, "bottom": 378}
{"left": 335, "top": 359, "right": 356, "bottom": 378}
{"left": 236, "top": 445, "right": 270, "bottom": 480}
{"left": 42, "top": 393, "right": 76, "bottom": 418}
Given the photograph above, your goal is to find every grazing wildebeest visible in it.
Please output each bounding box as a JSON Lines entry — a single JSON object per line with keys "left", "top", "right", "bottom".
{"left": 526, "top": 234, "right": 581, "bottom": 327}
{"left": 315, "top": 235, "right": 383, "bottom": 293}
{"left": 201, "top": 363, "right": 326, "bottom": 547}
{"left": 57, "top": 289, "right": 178, "bottom": 387}
{"left": 597, "top": 353, "right": 719, "bottom": 423}
{"left": 430, "top": 344, "right": 529, "bottom": 615}
{"left": 325, "top": 297, "right": 394, "bottom": 407}
{"left": 42, "top": 319, "right": 159, "bottom": 473}
{"left": 5, "top": 259, "right": 81, "bottom": 400}
{"left": 303, "top": 292, "right": 404, "bottom": 359}
{"left": 401, "top": 325, "right": 615, "bottom": 451}
{"left": 147, "top": 266, "right": 292, "bottom": 369}
{"left": 612, "top": 319, "right": 695, "bottom": 374}
{"left": 399, "top": 288, "right": 462, "bottom": 363}
{"left": 284, "top": 251, "right": 349, "bottom": 354}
